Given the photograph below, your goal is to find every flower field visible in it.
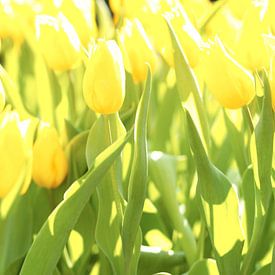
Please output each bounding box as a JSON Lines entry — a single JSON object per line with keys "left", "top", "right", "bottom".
{"left": 0, "top": 0, "right": 274, "bottom": 274}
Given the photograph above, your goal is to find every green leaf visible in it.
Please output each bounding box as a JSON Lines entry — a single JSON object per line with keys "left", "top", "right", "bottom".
{"left": 242, "top": 166, "right": 255, "bottom": 244}
{"left": 242, "top": 73, "right": 274, "bottom": 275}
{"left": 250, "top": 72, "right": 274, "bottom": 210}
{"left": 70, "top": 204, "right": 96, "bottom": 275}
{"left": 165, "top": 18, "right": 210, "bottom": 151}
{"left": 138, "top": 246, "right": 186, "bottom": 275}
{"left": 151, "top": 87, "right": 179, "bottom": 151}
{"left": 187, "top": 259, "right": 219, "bottom": 275}
{"left": 252, "top": 264, "right": 271, "bottom": 275}
{"left": 85, "top": 113, "right": 126, "bottom": 275}
{"left": 19, "top": 129, "right": 132, "bottom": 275}
{"left": 223, "top": 110, "right": 248, "bottom": 174}
{"left": 0, "top": 194, "right": 33, "bottom": 274}
{"left": 271, "top": 245, "right": 275, "bottom": 275}
{"left": 149, "top": 151, "right": 197, "bottom": 265}
{"left": 122, "top": 67, "right": 152, "bottom": 275}
{"left": 185, "top": 110, "right": 244, "bottom": 275}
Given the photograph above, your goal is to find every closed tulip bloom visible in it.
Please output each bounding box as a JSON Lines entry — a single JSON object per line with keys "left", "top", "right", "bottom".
{"left": 202, "top": 37, "right": 255, "bottom": 109}
{"left": 32, "top": 124, "right": 68, "bottom": 189}
{"left": 61, "top": 0, "right": 97, "bottom": 47}
{"left": 0, "top": 2, "right": 24, "bottom": 43}
{"left": 236, "top": 4, "right": 269, "bottom": 71}
{"left": 0, "top": 112, "right": 28, "bottom": 198}
{"left": 36, "top": 13, "right": 81, "bottom": 71}
{"left": 167, "top": 6, "right": 204, "bottom": 68}
{"left": 227, "top": 0, "right": 252, "bottom": 19}
{"left": 0, "top": 80, "right": 5, "bottom": 112}
{"left": 119, "top": 19, "right": 157, "bottom": 82}
{"left": 267, "top": 0, "right": 275, "bottom": 35}
{"left": 83, "top": 40, "right": 125, "bottom": 114}
{"left": 180, "top": 0, "right": 212, "bottom": 26}
{"left": 205, "top": 7, "right": 242, "bottom": 51}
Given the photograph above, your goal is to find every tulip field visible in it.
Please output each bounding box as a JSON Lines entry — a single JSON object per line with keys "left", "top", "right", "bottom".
{"left": 0, "top": 0, "right": 275, "bottom": 274}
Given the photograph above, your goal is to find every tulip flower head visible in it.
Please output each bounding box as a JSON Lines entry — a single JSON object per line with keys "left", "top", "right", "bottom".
{"left": 83, "top": 39, "right": 125, "bottom": 114}
{"left": 32, "top": 124, "right": 68, "bottom": 189}
{"left": 118, "top": 18, "right": 157, "bottom": 82}
{"left": 202, "top": 37, "right": 255, "bottom": 109}
{"left": 60, "top": 0, "right": 97, "bottom": 47}
{"left": 36, "top": 13, "right": 81, "bottom": 71}
{"left": 236, "top": 4, "right": 269, "bottom": 71}
{"left": 0, "top": 111, "right": 29, "bottom": 198}
{"left": 0, "top": 2, "right": 24, "bottom": 43}
{"left": 166, "top": 6, "right": 204, "bottom": 68}
{"left": 227, "top": 0, "right": 252, "bottom": 19}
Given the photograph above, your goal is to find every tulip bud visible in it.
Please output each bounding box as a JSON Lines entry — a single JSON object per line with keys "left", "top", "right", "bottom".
{"left": 61, "top": 0, "right": 97, "bottom": 47}
{"left": 83, "top": 40, "right": 125, "bottom": 114}
{"left": 0, "top": 112, "right": 28, "bottom": 198}
{"left": 235, "top": 4, "right": 269, "bottom": 71}
{"left": 35, "top": 13, "right": 81, "bottom": 71}
{"left": 32, "top": 124, "right": 68, "bottom": 189}
{"left": 202, "top": 37, "right": 255, "bottom": 109}
{"left": 118, "top": 19, "right": 157, "bottom": 82}
{"left": 180, "top": 0, "right": 212, "bottom": 27}
{"left": 0, "top": 2, "right": 24, "bottom": 44}
{"left": 0, "top": 80, "right": 5, "bottom": 112}
{"left": 267, "top": 0, "right": 275, "bottom": 35}
{"left": 227, "top": 0, "right": 252, "bottom": 19}
{"left": 167, "top": 5, "right": 204, "bottom": 68}
{"left": 205, "top": 7, "right": 242, "bottom": 51}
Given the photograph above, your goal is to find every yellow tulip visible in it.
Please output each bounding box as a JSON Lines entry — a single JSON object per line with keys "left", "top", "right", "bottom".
{"left": 0, "top": 80, "right": 5, "bottom": 112}
{"left": 267, "top": 0, "right": 275, "bottom": 35}
{"left": 32, "top": 124, "right": 68, "bottom": 189}
{"left": 180, "top": 0, "right": 212, "bottom": 27}
{"left": 35, "top": 13, "right": 81, "bottom": 71}
{"left": 227, "top": 0, "right": 252, "bottom": 19}
{"left": 205, "top": 7, "right": 242, "bottom": 51}
{"left": 61, "top": 0, "right": 97, "bottom": 47}
{"left": 0, "top": 112, "right": 28, "bottom": 198}
{"left": 83, "top": 40, "right": 125, "bottom": 114}
{"left": 118, "top": 19, "right": 157, "bottom": 82}
{"left": 269, "top": 56, "right": 275, "bottom": 110}
{"left": 0, "top": 2, "right": 24, "bottom": 43}
{"left": 202, "top": 37, "right": 255, "bottom": 109}
{"left": 167, "top": 5, "right": 204, "bottom": 68}
{"left": 235, "top": 4, "right": 269, "bottom": 71}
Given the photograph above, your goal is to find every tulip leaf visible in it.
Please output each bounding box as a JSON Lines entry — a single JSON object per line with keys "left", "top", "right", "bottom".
{"left": 185, "top": 110, "right": 244, "bottom": 275}
{"left": 149, "top": 151, "right": 197, "bottom": 265}
{"left": 166, "top": 18, "right": 210, "bottom": 151}
{"left": 138, "top": 246, "right": 186, "bottom": 275}
{"left": 19, "top": 129, "right": 132, "bottom": 275}
{"left": 223, "top": 110, "right": 248, "bottom": 174}
{"left": 85, "top": 113, "right": 126, "bottom": 275}
{"left": 242, "top": 73, "right": 274, "bottom": 275}
{"left": 0, "top": 65, "right": 30, "bottom": 118}
{"left": 0, "top": 194, "right": 33, "bottom": 274}
{"left": 151, "top": 87, "right": 180, "bottom": 151}
{"left": 250, "top": 72, "right": 274, "bottom": 210}
{"left": 188, "top": 259, "right": 219, "bottom": 275}
{"left": 122, "top": 67, "right": 152, "bottom": 275}
{"left": 242, "top": 166, "right": 255, "bottom": 244}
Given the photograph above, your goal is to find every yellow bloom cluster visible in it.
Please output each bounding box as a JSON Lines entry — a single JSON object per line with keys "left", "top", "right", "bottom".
{"left": 0, "top": 0, "right": 274, "bottom": 198}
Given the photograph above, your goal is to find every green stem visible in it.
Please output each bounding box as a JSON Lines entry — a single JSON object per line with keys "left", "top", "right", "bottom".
{"left": 103, "top": 114, "right": 124, "bottom": 221}
{"left": 241, "top": 194, "right": 273, "bottom": 275}
{"left": 242, "top": 106, "right": 254, "bottom": 133}
{"left": 67, "top": 71, "right": 76, "bottom": 122}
